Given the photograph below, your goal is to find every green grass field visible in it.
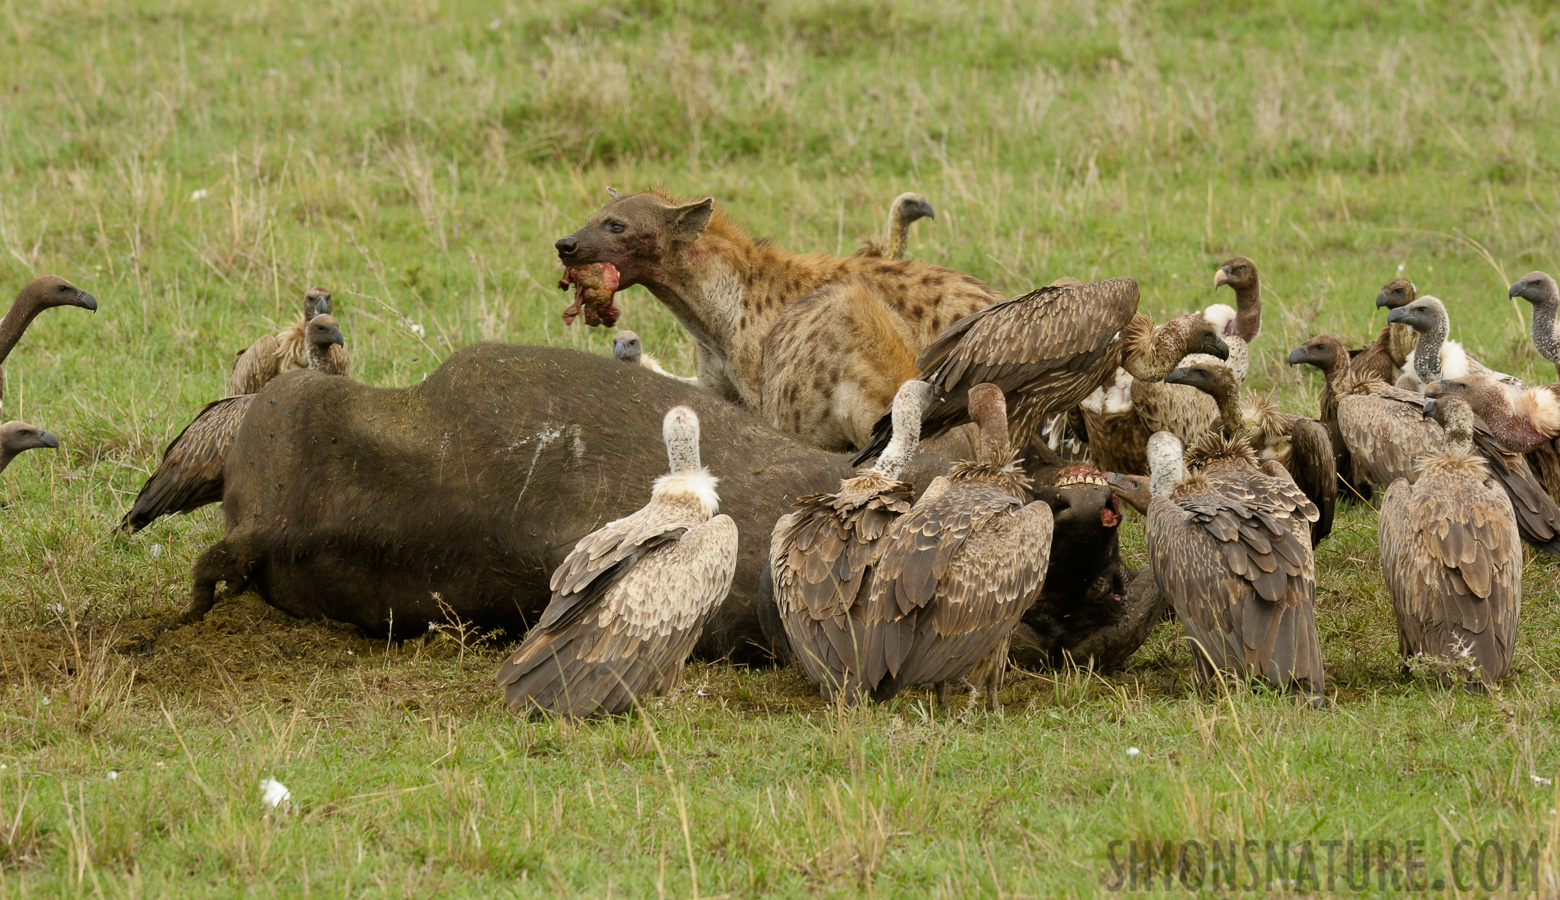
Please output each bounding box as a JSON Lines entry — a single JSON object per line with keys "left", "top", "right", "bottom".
{"left": 4, "top": 0, "right": 1560, "bottom": 895}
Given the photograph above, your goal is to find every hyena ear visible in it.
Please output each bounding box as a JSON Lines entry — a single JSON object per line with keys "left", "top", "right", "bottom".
{"left": 668, "top": 198, "right": 715, "bottom": 243}
{"left": 606, "top": 186, "right": 622, "bottom": 200}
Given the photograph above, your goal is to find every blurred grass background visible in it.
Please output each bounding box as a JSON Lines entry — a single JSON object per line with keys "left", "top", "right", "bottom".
{"left": 3, "top": 0, "right": 1560, "bottom": 896}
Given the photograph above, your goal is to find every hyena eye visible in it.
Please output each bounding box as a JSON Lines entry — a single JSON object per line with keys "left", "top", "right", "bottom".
{"left": 607, "top": 221, "right": 626, "bottom": 234}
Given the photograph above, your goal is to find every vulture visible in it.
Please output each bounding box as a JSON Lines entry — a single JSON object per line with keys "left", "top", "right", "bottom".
{"left": 1143, "top": 430, "right": 1325, "bottom": 705}
{"left": 1386, "top": 296, "right": 1521, "bottom": 394}
{"left": 1351, "top": 277, "right": 1419, "bottom": 383}
{"left": 1508, "top": 271, "right": 1560, "bottom": 381}
{"left": 612, "top": 330, "right": 699, "bottom": 384}
{"left": 1329, "top": 367, "right": 1443, "bottom": 491}
{"left": 0, "top": 420, "right": 59, "bottom": 475}
{"left": 1379, "top": 395, "right": 1521, "bottom": 690}
{"left": 769, "top": 379, "right": 930, "bottom": 702}
{"left": 852, "top": 277, "right": 1231, "bottom": 465}
{"left": 119, "top": 315, "right": 349, "bottom": 532}
{"left": 1428, "top": 374, "right": 1560, "bottom": 502}
{"left": 1078, "top": 368, "right": 1150, "bottom": 476}
{"left": 855, "top": 192, "right": 936, "bottom": 260}
{"left": 860, "top": 384, "right": 1054, "bottom": 711}
{"left": 495, "top": 406, "right": 739, "bottom": 717}
{"left": 0, "top": 276, "right": 98, "bottom": 410}
{"left": 229, "top": 288, "right": 347, "bottom": 395}
{"left": 1162, "top": 362, "right": 1337, "bottom": 547}
{"left": 1287, "top": 334, "right": 1379, "bottom": 501}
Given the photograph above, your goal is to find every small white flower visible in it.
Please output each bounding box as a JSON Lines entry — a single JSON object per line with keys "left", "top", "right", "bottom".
{"left": 1396, "top": 262, "right": 1405, "bottom": 275}
{"left": 150, "top": 544, "right": 164, "bottom": 559}
{"left": 260, "top": 778, "right": 292, "bottom": 808}
{"left": 1126, "top": 747, "right": 1141, "bottom": 757}
{"left": 107, "top": 771, "right": 119, "bottom": 781}
{"left": 1532, "top": 774, "right": 1552, "bottom": 786}
{"left": 46, "top": 603, "right": 64, "bottom": 615}
{"left": 40, "top": 697, "right": 50, "bottom": 706}
{"left": 346, "top": 650, "right": 354, "bottom": 656}
{"left": 407, "top": 322, "right": 426, "bottom": 338}
{"left": 695, "top": 688, "right": 708, "bottom": 697}
{"left": 190, "top": 189, "right": 210, "bottom": 201}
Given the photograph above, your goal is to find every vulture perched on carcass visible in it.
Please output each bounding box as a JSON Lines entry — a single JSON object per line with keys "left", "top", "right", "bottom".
{"left": 854, "top": 192, "right": 936, "bottom": 260}
{"left": 0, "top": 275, "right": 97, "bottom": 411}
{"left": 495, "top": 406, "right": 739, "bottom": 717}
{"left": 120, "top": 315, "right": 349, "bottom": 532}
{"left": 1160, "top": 361, "right": 1337, "bottom": 547}
{"left": 612, "top": 330, "right": 699, "bottom": 385}
{"left": 1379, "top": 395, "right": 1521, "bottom": 690}
{"left": 1350, "top": 277, "right": 1419, "bottom": 384}
{"left": 1143, "top": 431, "right": 1326, "bottom": 706}
{"left": 0, "top": 421, "right": 59, "bottom": 475}
{"left": 852, "top": 277, "right": 1230, "bottom": 466}
{"left": 1508, "top": 271, "right": 1560, "bottom": 382}
{"left": 860, "top": 384, "right": 1054, "bottom": 711}
{"left": 1386, "top": 296, "right": 1522, "bottom": 394}
{"left": 229, "top": 288, "right": 346, "bottom": 395}
{"left": 769, "top": 380, "right": 930, "bottom": 702}
{"left": 1428, "top": 374, "right": 1560, "bottom": 503}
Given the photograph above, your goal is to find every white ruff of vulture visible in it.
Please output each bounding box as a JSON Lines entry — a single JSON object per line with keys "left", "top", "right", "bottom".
{"left": 1162, "top": 361, "right": 1337, "bottom": 547}
{"left": 0, "top": 421, "right": 60, "bottom": 475}
{"left": 1351, "top": 277, "right": 1420, "bottom": 384}
{"left": 1509, "top": 271, "right": 1560, "bottom": 382}
{"left": 852, "top": 277, "right": 1231, "bottom": 466}
{"left": 1387, "top": 296, "right": 1522, "bottom": 395}
{"left": 611, "top": 330, "right": 700, "bottom": 385}
{"left": 1144, "top": 431, "right": 1326, "bottom": 705}
{"left": 1429, "top": 373, "right": 1560, "bottom": 504}
{"left": 854, "top": 192, "right": 936, "bottom": 260}
{"left": 769, "top": 379, "right": 931, "bottom": 702}
{"left": 1379, "top": 396, "right": 1521, "bottom": 690}
{"left": 229, "top": 288, "right": 348, "bottom": 395}
{"left": 859, "top": 384, "right": 1054, "bottom": 711}
{"left": 119, "top": 315, "right": 349, "bottom": 532}
{"left": 496, "top": 406, "right": 739, "bottom": 718}
{"left": 0, "top": 275, "right": 98, "bottom": 411}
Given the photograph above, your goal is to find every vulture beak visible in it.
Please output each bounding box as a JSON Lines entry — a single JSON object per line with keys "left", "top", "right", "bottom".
{"left": 612, "top": 336, "right": 630, "bottom": 357}
{"left": 1375, "top": 291, "right": 1394, "bottom": 309}
{"left": 1164, "top": 366, "right": 1193, "bottom": 385}
{"left": 1205, "top": 334, "right": 1231, "bottom": 361}
{"left": 39, "top": 430, "right": 60, "bottom": 449}
{"left": 1386, "top": 306, "right": 1413, "bottom": 324}
{"left": 1509, "top": 281, "right": 1523, "bottom": 298}
{"left": 1214, "top": 267, "right": 1231, "bottom": 289}
{"left": 1286, "top": 346, "right": 1308, "bottom": 366}
{"left": 327, "top": 327, "right": 345, "bottom": 347}
{"left": 75, "top": 289, "right": 98, "bottom": 312}
{"left": 1421, "top": 398, "right": 1438, "bottom": 418}
{"left": 1424, "top": 381, "right": 1445, "bottom": 398}
{"left": 917, "top": 199, "right": 936, "bottom": 220}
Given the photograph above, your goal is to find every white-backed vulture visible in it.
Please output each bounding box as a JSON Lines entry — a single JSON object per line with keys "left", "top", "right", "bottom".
{"left": 1352, "top": 277, "right": 1419, "bottom": 384}
{"left": 1144, "top": 431, "right": 1325, "bottom": 705}
{"left": 1330, "top": 368, "right": 1443, "bottom": 491}
{"left": 1508, "top": 271, "right": 1560, "bottom": 381}
{"left": 1379, "top": 395, "right": 1521, "bottom": 690}
{"left": 1428, "top": 373, "right": 1560, "bottom": 502}
{"left": 769, "top": 380, "right": 931, "bottom": 702}
{"left": 0, "top": 421, "right": 59, "bottom": 474}
{"left": 1386, "top": 296, "right": 1520, "bottom": 394}
{"left": 852, "top": 277, "right": 1231, "bottom": 465}
{"left": 855, "top": 193, "right": 936, "bottom": 260}
{"left": 1287, "top": 333, "right": 1376, "bottom": 501}
{"left": 229, "top": 287, "right": 347, "bottom": 395}
{"left": 612, "top": 330, "right": 700, "bottom": 385}
{"left": 1161, "top": 362, "right": 1337, "bottom": 547}
{"left": 861, "top": 384, "right": 1054, "bottom": 711}
{"left": 495, "top": 406, "right": 739, "bottom": 717}
{"left": 0, "top": 276, "right": 98, "bottom": 410}
{"left": 120, "top": 315, "right": 349, "bottom": 532}
{"left": 1079, "top": 368, "right": 1150, "bottom": 476}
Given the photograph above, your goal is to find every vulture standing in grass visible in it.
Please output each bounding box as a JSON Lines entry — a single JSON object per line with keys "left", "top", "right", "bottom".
{"left": 0, "top": 421, "right": 59, "bottom": 475}
{"left": 1288, "top": 334, "right": 1381, "bottom": 501}
{"left": 1387, "top": 295, "right": 1521, "bottom": 394}
{"left": 855, "top": 192, "right": 936, "bottom": 260}
{"left": 1329, "top": 367, "right": 1443, "bottom": 491}
{"left": 1428, "top": 374, "right": 1560, "bottom": 502}
{"left": 770, "top": 380, "right": 930, "bottom": 702}
{"left": 853, "top": 277, "right": 1230, "bottom": 465}
{"left": 120, "top": 315, "right": 349, "bottom": 532}
{"left": 0, "top": 276, "right": 98, "bottom": 410}
{"left": 1508, "top": 271, "right": 1560, "bottom": 381}
{"left": 229, "top": 288, "right": 346, "bottom": 395}
{"left": 495, "top": 406, "right": 739, "bottom": 717}
{"left": 1379, "top": 395, "right": 1521, "bottom": 690}
{"left": 1143, "top": 431, "right": 1325, "bottom": 705}
{"left": 1351, "top": 277, "right": 1419, "bottom": 383}
{"left": 860, "top": 384, "right": 1053, "bottom": 711}
{"left": 612, "top": 330, "right": 700, "bottom": 385}
{"left": 1162, "top": 361, "right": 1337, "bottom": 547}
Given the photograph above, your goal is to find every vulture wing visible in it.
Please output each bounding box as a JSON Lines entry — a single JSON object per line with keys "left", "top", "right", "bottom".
{"left": 1335, "top": 385, "right": 1441, "bottom": 488}
{"left": 1474, "top": 430, "right": 1560, "bottom": 556}
{"left": 229, "top": 335, "right": 283, "bottom": 396}
{"left": 119, "top": 395, "right": 253, "bottom": 532}
{"left": 1284, "top": 418, "right": 1337, "bottom": 546}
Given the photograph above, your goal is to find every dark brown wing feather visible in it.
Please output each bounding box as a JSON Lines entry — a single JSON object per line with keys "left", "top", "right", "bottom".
{"left": 229, "top": 335, "right": 283, "bottom": 395}
{"left": 1473, "top": 429, "right": 1560, "bottom": 556}
{"left": 119, "top": 395, "right": 253, "bottom": 532}
{"left": 1284, "top": 418, "right": 1336, "bottom": 547}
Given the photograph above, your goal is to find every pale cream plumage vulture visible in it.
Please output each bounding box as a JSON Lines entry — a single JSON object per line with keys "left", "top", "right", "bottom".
{"left": 496, "top": 406, "right": 738, "bottom": 717}
{"left": 612, "top": 330, "right": 700, "bottom": 385}
{"left": 1386, "top": 295, "right": 1520, "bottom": 394}
{"left": 229, "top": 287, "right": 347, "bottom": 395}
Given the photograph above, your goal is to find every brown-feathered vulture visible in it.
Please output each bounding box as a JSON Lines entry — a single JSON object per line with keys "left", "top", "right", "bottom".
{"left": 860, "top": 384, "right": 1054, "bottom": 711}
{"left": 1379, "top": 395, "right": 1521, "bottom": 690}
{"left": 1161, "top": 361, "right": 1337, "bottom": 547}
{"left": 0, "top": 421, "right": 59, "bottom": 475}
{"left": 1386, "top": 295, "right": 1521, "bottom": 394}
{"left": 1428, "top": 373, "right": 1560, "bottom": 502}
{"left": 769, "top": 380, "right": 931, "bottom": 702}
{"left": 496, "top": 406, "right": 739, "bottom": 717}
{"left": 612, "top": 330, "right": 700, "bottom": 385}
{"left": 1350, "top": 277, "right": 1419, "bottom": 384}
{"left": 852, "top": 277, "right": 1230, "bottom": 465}
{"left": 1144, "top": 430, "right": 1326, "bottom": 705}
{"left": 229, "top": 288, "right": 347, "bottom": 395}
{"left": 1508, "top": 271, "right": 1560, "bottom": 381}
{"left": 0, "top": 276, "right": 97, "bottom": 411}
{"left": 119, "top": 315, "right": 349, "bottom": 532}
{"left": 854, "top": 192, "right": 936, "bottom": 260}
{"left": 1078, "top": 368, "right": 1151, "bottom": 476}
{"left": 1287, "top": 333, "right": 1377, "bottom": 501}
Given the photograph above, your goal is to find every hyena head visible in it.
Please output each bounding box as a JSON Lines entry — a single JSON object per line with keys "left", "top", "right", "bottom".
{"left": 554, "top": 190, "right": 715, "bottom": 288}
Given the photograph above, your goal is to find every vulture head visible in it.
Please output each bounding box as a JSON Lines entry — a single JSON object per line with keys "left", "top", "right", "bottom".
{"left": 13, "top": 275, "right": 98, "bottom": 316}
{"left": 1422, "top": 394, "right": 1476, "bottom": 451}
{"left": 1425, "top": 374, "right": 1507, "bottom": 417}
{"left": 1385, "top": 296, "right": 1445, "bottom": 334}
{"left": 303, "top": 287, "right": 333, "bottom": 319}
{"left": 1287, "top": 334, "right": 1348, "bottom": 375}
{"left": 1509, "top": 271, "right": 1558, "bottom": 307}
{"left": 891, "top": 192, "right": 936, "bottom": 226}
{"left": 1375, "top": 277, "right": 1417, "bottom": 310}
{"left": 0, "top": 420, "right": 59, "bottom": 473}
{"left": 1103, "top": 471, "right": 1151, "bottom": 515}
{"left": 612, "top": 330, "right": 643, "bottom": 365}
{"left": 1164, "top": 361, "right": 1239, "bottom": 403}
{"left": 1168, "top": 313, "right": 1232, "bottom": 361}
{"left": 1213, "top": 256, "right": 1258, "bottom": 293}
{"left": 305, "top": 314, "right": 345, "bottom": 351}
